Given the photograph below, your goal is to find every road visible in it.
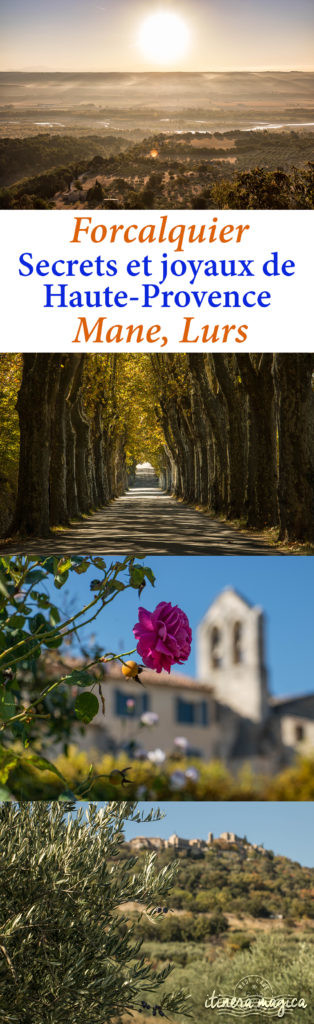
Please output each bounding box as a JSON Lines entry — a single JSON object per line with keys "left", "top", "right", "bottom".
{"left": 2, "top": 476, "right": 279, "bottom": 556}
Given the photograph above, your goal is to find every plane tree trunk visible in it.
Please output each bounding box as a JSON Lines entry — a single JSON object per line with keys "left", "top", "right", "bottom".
{"left": 9, "top": 354, "right": 62, "bottom": 536}
{"left": 273, "top": 354, "right": 314, "bottom": 541}
{"left": 236, "top": 354, "right": 278, "bottom": 528}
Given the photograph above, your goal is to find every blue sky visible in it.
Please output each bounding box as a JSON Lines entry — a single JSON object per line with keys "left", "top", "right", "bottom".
{"left": 87, "top": 801, "right": 314, "bottom": 866}
{"left": 47, "top": 555, "right": 314, "bottom": 699}
{"left": 1, "top": 0, "right": 313, "bottom": 71}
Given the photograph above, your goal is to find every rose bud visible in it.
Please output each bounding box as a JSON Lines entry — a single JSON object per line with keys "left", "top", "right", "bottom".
{"left": 121, "top": 661, "right": 144, "bottom": 685}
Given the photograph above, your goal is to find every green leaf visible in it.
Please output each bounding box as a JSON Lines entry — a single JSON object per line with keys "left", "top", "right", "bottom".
{"left": 31, "top": 591, "right": 49, "bottom": 607}
{"left": 0, "top": 784, "right": 11, "bottom": 799}
{"left": 42, "top": 557, "right": 58, "bottom": 574}
{"left": 54, "top": 573, "right": 68, "bottom": 589}
{"left": 144, "top": 567, "right": 156, "bottom": 587}
{"left": 28, "top": 613, "right": 47, "bottom": 634}
{"left": 0, "top": 573, "right": 9, "bottom": 599}
{"left": 57, "top": 558, "right": 72, "bottom": 574}
{"left": 8, "top": 614, "right": 26, "bottom": 628}
{"left": 49, "top": 605, "right": 61, "bottom": 626}
{"left": 102, "top": 580, "right": 125, "bottom": 597}
{"left": 75, "top": 692, "right": 99, "bottom": 724}
{"left": 74, "top": 561, "right": 90, "bottom": 575}
{"left": 63, "top": 669, "right": 92, "bottom": 689}
{"left": 93, "top": 558, "right": 107, "bottom": 571}
{"left": 0, "top": 749, "right": 18, "bottom": 784}
{"left": 130, "top": 565, "right": 146, "bottom": 588}
{"left": 25, "top": 755, "right": 67, "bottom": 782}
{"left": 25, "top": 570, "right": 47, "bottom": 584}
{"left": 44, "top": 636, "right": 63, "bottom": 649}
{"left": 0, "top": 684, "right": 16, "bottom": 722}
{"left": 11, "top": 720, "right": 30, "bottom": 746}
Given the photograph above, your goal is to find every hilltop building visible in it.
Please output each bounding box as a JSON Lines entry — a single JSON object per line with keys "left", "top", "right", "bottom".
{"left": 128, "top": 832, "right": 267, "bottom": 856}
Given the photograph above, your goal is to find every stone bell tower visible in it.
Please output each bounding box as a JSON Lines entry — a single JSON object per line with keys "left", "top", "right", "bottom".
{"left": 197, "top": 587, "right": 269, "bottom": 723}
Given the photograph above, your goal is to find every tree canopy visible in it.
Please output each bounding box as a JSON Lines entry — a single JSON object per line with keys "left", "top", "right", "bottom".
{"left": 0, "top": 353, "right": 313, "bottom": 543}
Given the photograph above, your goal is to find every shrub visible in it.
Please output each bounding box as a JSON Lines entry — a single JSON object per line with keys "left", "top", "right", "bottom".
{"left": 4, "top": 744, "right": 314, "bottom": 801}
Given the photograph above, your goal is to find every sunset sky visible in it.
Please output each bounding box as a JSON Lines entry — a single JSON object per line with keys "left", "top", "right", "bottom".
{"left": 1, "top": 0, "right": 314, "bottom": 72}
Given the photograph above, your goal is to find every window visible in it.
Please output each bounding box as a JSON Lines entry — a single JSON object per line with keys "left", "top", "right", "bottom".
{"left": 176, "top": 698, "right": 208, "bottom": 726}
{"left": 114, "top": 690, "right": 149, "bottom": 717}
{"left": 295, "top": 724, "right": 305, "bottom": 743}
{"left": 233, "top": 621, "right": 243, "bottom": 664}
{"left": 211, "top": 626, "right": 222, "bottom": 668}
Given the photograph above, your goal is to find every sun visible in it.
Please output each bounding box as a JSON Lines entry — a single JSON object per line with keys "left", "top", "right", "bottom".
{"left": 137, "top": 10, "right": 190, "bottom": 66}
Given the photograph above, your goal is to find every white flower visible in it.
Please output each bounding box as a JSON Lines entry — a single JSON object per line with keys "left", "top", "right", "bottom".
{"left": 174, "top": 736, "right": 189, "bottom": 753}
{"left": 170, "top": 770, "right": 186, "bottom": 791}
{"left": 147, "top": 748, "right": 166, "bottom": 765}
{"left": 140, "top": 711, "right": 159, "bottom": 727}
{"left": 185, "top": 767, "right": 200, "bottom": 783}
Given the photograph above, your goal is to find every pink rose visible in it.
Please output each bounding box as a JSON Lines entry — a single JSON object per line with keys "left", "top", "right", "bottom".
{"left": 133, "top": 601, "right": 192, "bottom": 674}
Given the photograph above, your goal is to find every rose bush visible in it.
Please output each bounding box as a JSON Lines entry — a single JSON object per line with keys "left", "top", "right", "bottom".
{"left": 0, "top": 557, "right": 192, "bottom": 799}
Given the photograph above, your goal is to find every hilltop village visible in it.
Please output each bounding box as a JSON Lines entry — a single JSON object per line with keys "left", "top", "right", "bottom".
{"left": 128, "top": 831, "right": 267, "bottom": 857}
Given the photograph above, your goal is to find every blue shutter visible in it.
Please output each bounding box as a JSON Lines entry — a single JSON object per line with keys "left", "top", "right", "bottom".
{"left": 176, "top": 698, "right": 194, "bottom": 724}
{"left": 176, "top": 698, "right": 209, "bottom": 726}
{"left": 201, "top": 701, "right": 208, "bottom": 726}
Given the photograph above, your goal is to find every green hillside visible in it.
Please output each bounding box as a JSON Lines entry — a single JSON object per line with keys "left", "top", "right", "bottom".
{"left": 122, "top": 837, "right": 314, "bottom": 924}
{"left": 118, "top": 838, "right": 314, "bottom": 1024}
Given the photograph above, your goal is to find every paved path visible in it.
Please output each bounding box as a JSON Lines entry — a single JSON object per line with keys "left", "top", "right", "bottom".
{"left": 2, "top": 477, "right": 279, "bottom": 556}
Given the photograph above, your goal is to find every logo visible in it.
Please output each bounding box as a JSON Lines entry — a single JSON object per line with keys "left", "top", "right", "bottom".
{"left": 205, "top": 974, "right": 308, "bottom": 1019}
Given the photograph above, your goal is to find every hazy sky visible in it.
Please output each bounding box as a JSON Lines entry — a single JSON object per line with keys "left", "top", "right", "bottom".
{"left": 44, "top": 555, "right": 313, "bottom": 699}
{"left": 93, "top": 801, "right": 314, "bottom": 866}
{"left": 1, "top": 0, "right": 313, "bottom": 72}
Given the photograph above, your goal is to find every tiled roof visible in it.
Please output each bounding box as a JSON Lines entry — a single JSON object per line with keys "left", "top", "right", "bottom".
{"left": 269, "top": 692, "right": 314, "bottom": 708}
{"left": 37, "top": 652, "right": 214, "bottom": 693}
{"left": 105, "top": 661, "right": 213, "bottom": 693}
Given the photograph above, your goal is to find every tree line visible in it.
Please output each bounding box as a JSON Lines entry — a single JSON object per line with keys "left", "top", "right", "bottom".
{"left": 151, "top": 354, "right": 314, "bottom": 542}
{"left": 10, "top": 354, "right": 129, "bottom": 537}
{"left": 3, "top": 353, "right": 314, "bottom": 542}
